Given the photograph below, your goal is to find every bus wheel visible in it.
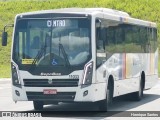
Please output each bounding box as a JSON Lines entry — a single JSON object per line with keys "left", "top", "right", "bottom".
{"left": 33, "top": 101, "right": 44, "bottom": 110}
{"left": 132, "top": 78, "right": 144, "bottom": 101}
{"left": 98, "top": 81, "right": 113, "bottom": 112}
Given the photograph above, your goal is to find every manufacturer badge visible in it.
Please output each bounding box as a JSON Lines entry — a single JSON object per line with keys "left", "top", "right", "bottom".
{"left": 48, "top": 79, "right": 52, "bottom": 84}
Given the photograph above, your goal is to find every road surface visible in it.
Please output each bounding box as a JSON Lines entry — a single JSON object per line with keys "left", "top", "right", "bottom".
{"left": 0, "top": 79, "right": 160, "bottom": 120}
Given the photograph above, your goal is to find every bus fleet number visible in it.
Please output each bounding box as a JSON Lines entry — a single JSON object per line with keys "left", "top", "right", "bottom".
{"left": 69, "top": 75, "right": 79, "bottom": 79}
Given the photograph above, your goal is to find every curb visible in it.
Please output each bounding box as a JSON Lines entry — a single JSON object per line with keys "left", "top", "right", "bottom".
{"left": 0, "top": 78, "right": 11, "bottom": 81}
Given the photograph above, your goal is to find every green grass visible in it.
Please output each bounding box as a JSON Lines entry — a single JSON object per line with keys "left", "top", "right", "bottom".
{"left": 158, "top": 60, "right": 160, "bottom": 76}
{"left": 0, "top": 0, "right": 160, "bottom": 77}
{"left": 0, "top": 64, "right": 11, "bottom": 78}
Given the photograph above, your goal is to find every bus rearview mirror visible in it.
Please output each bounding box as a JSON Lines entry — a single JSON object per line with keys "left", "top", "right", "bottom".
{"left": 2, "top": 32, "right": 8, "bottom": 46}
{"left": 96, "top": 19, "right": 101, "bottom": 27}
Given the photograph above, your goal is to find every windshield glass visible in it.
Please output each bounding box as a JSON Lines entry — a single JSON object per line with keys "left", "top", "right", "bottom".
{"left": 13, "top": 18, "right": 91, "bottom": 68}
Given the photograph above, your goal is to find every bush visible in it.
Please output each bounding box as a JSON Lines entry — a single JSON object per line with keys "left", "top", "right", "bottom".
{"left": 0, "top": 0, "right": 160, "bottom": 77}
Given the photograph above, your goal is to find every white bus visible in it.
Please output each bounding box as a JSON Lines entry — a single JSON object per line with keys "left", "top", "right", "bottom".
{"left": 2, "top": 8, "right": 158, "bottom": 111}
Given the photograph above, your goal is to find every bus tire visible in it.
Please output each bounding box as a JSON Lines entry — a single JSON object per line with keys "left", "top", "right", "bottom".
{"left": 132, "top": 77, "right": 144, "bottom": 101}
{"left": 98, "top": 80, "right": 113, "bottom": 112}
{"left": 33, "top": 101, "right": 44, "bottom": 110}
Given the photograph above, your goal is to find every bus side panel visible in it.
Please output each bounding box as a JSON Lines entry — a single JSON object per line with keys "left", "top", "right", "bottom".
{"left": 96, "top": 51, "right": 158, "bottom": 98}
{"left": 144, "top": 49, "right": 158, "bottom": 89}
{"left": 96, "top": 53, "right": 140, "bottom": 97}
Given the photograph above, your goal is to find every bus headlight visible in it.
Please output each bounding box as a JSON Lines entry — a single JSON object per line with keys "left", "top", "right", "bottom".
{"left": 11, "top": 63, "right": 21, "bottom": 87}
{"left": 82, "top": 61, "right": 93, "bottom": 85}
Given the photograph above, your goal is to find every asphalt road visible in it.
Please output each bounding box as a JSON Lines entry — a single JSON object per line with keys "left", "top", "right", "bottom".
{"left": 0, "top": 79, "right": 160, "bottom": 120}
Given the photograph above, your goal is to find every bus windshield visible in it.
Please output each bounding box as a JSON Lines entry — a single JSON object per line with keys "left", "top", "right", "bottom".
{"left": 13, "top": 18, "right": 91, "bottom": 68}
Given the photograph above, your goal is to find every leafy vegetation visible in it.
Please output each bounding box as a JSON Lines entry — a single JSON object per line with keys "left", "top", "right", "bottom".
{"left": 0, "top": 0, "right": 160, "bottom": 77}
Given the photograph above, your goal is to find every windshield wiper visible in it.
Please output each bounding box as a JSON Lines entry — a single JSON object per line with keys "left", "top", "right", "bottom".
{"left": 59, "top": 43, "right": 70, "bottom": 67}
{"left": 30, "top": 45, "right": 46, "bottom": 69}
{"left": 30, "top": 34, "right": 50, "bottom": 69}
{"left": 58, "top": 34, "right": 70, "bottom": 67}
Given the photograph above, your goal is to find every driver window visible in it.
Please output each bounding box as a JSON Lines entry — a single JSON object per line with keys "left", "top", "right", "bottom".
{"left": 18, "top": 31, "right": 26, "bottom": 60}
{"left": 96, "top": 19, "right": 105, "bottom": 52}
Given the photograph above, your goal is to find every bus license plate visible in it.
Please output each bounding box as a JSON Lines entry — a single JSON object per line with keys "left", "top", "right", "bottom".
{"left": 43, "top": 89, "right": 57, "bottom": 95}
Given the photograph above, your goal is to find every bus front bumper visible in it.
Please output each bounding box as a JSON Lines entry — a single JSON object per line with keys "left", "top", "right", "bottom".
{"left": 12, "top": 83, "right": 107, "bottom": 102}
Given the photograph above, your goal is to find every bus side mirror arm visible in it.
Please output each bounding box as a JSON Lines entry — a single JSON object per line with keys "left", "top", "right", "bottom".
{"left": 2, "top": 24, "right": 14, "bottom": 46}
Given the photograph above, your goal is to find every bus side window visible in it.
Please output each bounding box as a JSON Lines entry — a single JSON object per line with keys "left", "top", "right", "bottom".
{"left": 96, "top": 19, "right": 105, "bottom": 52}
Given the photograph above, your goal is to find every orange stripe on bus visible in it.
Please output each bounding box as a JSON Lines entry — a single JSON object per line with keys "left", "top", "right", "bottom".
{"left": 124, "top": 53, "right": 126, "bottom": 79}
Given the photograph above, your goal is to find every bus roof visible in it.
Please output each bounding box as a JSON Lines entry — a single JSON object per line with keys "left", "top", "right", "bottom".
{"left": 18, "top": 8, "right": 130, "bottom": 17}
{"left": 17, "top": 8, "right": 157, "bottom": 28}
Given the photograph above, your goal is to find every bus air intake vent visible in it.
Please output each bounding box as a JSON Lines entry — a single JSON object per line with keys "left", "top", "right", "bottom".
{"left": 23, "top": 79, "right": 79, "bottom": 87}
{"left": 26, "top": 92, "right": 76, "bottom": 101}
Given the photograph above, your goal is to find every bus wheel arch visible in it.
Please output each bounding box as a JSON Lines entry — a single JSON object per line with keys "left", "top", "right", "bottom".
{"left": 98, "top": 75, "right": 114, "bottom": 111}
{"left": 107, "top": 75, "right": 114, "bottom": 102}
{"left": 141, "top": 71, "right": 145, "bottom": 91}
{"left": 33, "top": 101, "right": 44, "bottom": 110}
{"left": 131, "top": 71, "right": 145, "bottom": 101}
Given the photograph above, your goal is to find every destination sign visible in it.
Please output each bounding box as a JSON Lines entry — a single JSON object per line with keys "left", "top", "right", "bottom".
{"left": 47, "top": 20, "right": 65, "bottom": 27}
{"left": 47, "top": 19, "right": 78, "bottom": 28}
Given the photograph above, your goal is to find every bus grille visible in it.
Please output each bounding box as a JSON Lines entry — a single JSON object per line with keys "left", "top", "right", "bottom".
{"left": 26, "top": 92, "right": 76, "bottom": 101}
{"left": 23, "top": 79, "right": 79, "bottom": 87}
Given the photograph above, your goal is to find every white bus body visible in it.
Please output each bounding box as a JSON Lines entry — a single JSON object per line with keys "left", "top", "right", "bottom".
{"left": 10, "top": 8, "right": 158, "bottom": 111}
